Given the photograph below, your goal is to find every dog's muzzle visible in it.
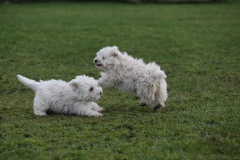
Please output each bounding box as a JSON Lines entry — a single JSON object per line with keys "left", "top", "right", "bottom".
{"left": 94, "top": 59, "right": 102, "bottom": 67}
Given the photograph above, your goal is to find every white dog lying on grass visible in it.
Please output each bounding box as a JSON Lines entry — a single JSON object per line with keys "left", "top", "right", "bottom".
{"left": 94, "top": 46, "right": 167, "bottom": 110}
{"left": 17, "top": 75, "right": 104, "bottom": 117}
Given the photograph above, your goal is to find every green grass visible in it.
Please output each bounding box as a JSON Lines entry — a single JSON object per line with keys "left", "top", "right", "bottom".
{"left": 0, "top": 1, "right": 240, "bottom": 159}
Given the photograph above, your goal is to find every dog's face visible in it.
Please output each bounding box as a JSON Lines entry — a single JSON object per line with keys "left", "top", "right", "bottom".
{"left": 94, "top": 46, "right": 119, "bottom": 71}
{"left": 69, "top": 75, "right": 103, "bottom": 101}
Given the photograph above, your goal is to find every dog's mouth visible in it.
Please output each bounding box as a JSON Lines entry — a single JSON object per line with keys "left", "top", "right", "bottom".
{"left": 94, "top": 59, "right": 103, "bottom": 67}
{"left": 96, "top": 64, "right": 102, "bottom": 67}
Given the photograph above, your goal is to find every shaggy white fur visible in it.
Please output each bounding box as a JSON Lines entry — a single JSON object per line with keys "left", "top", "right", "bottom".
{"left": 94, "top": 46, "right": 167, "bottom": 110}
{"left": 17, "top": 75, "right": 104, "bottom": 117}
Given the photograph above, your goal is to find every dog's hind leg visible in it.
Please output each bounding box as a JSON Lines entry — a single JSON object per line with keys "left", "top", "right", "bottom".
{"left": 33, "top": 95, "right": 48, "bottom": 116}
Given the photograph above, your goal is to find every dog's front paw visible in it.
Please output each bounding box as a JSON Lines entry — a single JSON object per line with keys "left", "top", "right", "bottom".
{"left": 153, "top": 103, "right": 164, "bottom": 110}
{"left": 97, "top": 79, "right": 103, "bottom": 86}
{"left": 99, "top": 72, "right": 105, "bottom": 77}
{"left": 98, "top": 107, "right": 105, "bottom": 112}
{"left": 34, "top": 112, "right": 47, "bottom": 116}
{"left": 140, "top": 102, "right": 147, "bottom": 106}
{"left": 92, "top": 113, "right": 103, "bottom": 118}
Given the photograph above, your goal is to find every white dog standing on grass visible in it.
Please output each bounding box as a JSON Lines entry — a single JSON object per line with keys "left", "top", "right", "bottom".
{"left": 17, "top": 75, "right": 104, "bottom": 117}
{"left": 94, "top": 46, "right": 167, "bottom": 110}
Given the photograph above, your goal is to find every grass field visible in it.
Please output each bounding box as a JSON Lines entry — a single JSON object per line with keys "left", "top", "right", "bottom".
{"left": 0, "top": 1, "right": 240, "bottom": 159}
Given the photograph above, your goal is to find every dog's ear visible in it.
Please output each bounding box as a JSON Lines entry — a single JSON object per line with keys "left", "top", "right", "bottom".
{"left": 155, "top": 70, "right": 167, "bottom": 79}
{"left": 69, "top": 81, "right": 79, "bottom": 91}
{"left": 111, "top": 46, "right": 119, "bottom": 57}
{"left": 113, "top": 52, "right": 118, "bottom": 57}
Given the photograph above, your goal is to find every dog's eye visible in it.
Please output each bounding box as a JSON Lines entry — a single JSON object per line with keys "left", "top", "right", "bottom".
{"left": 102, "top": 57, "right": 106, "bottom": 60}
{"left": 89, "top": 87, "right": 94, "bottom": 91}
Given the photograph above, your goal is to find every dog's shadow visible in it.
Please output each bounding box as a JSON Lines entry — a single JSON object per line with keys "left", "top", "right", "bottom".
{"left": 45, "top": 105, "right": 167, "bottom": 117}
{"left": 104, "top": 104, "right": 162, "bottom": 114}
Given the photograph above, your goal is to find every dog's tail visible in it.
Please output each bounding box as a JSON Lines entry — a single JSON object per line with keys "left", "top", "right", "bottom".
{"left": 17, "top": 75, "right": 40, "bottom": 91}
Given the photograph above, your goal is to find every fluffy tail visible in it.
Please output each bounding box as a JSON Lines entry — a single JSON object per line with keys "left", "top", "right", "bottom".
{"left": 17, "top": 75, "right": 39, "bottom": 91}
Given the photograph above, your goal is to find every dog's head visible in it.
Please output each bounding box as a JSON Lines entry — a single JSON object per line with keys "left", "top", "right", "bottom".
{"left": 94, "top": 46, "right": 120, "bottom": 71}
{"left": 69, "top": 75, "right": 103, "bottom": 101}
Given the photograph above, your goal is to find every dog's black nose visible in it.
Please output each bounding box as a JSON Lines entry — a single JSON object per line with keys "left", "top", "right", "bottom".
{"left": 100, "top": 92, "right": 102, "bottom": 95}
{"left": 94, "top": 59, "right": 98, "bottom": 63}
